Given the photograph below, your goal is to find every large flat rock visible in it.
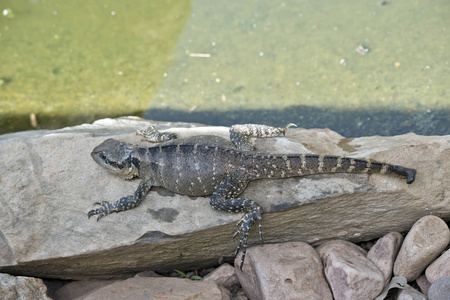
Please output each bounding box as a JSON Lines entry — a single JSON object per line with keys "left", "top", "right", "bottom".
{"left": 0, "top": 117, "right": 448, "bottom": 280}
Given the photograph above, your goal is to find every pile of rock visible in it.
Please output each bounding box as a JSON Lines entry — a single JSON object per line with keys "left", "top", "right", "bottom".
{"left": 2, "top": 215, "right": 450, "bottom": 299}
{"left": 235, "top": 215, "right": 450, "bottom": 299}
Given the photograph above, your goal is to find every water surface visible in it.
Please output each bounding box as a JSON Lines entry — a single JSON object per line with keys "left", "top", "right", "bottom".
{"left": 1, "top": 0, "right": 449, "bottom": 136}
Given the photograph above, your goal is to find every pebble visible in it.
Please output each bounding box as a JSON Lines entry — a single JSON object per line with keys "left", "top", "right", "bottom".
{"left": 203, "top": 263, "right": 239, "bottom": 292}
{"left": 426, "top": 248, "right": 450, "bottom": 283}
{"left": 394, "top": 215, "right": 450, "bottom": 281}
{"left": 416, "top": 274, "right": 431, "bottom": 295}
{"left": 0, "top": 273, "right": 50, "bottom": 300}
{"left": 316, "top": 240, "right": 384, "bottom": 300}
{"left": 428, "top": 276, "right": 450, "bottom": 300}
{"left": 367, "top": 232, "right": 404, "bottom": 286}
{"left": 235, "top": 242, "right": 332, "bottom": 300}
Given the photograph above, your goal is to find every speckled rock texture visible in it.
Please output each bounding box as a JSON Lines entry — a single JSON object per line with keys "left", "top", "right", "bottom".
{"left": 0, "top": 117, "right": 449, "bottom": 280}
{"left": 0, "top": 273, "right": 50, "bottom": 300}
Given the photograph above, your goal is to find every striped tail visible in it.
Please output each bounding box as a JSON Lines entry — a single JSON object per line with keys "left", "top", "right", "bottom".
{"left": 325, "top": 156, "right": 416, "bottom": 184}
{"left": 250, "top": 154, "right": 416, "bottom": 184}
{"left": 324, "top": 156, "right": 416, "bottom": 184}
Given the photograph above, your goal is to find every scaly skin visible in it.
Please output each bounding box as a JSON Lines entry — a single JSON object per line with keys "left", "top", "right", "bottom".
{"left": 88, "top": 124, "right": 416, "bottom": 269}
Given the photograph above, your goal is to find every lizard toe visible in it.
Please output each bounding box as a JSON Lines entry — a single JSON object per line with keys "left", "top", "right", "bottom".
{"left": 87, "top": 201, "right": 116, "bottom": 220}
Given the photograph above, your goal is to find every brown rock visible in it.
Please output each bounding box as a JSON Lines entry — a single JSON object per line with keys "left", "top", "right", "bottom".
{"left": 235, "top": 242, "right": 332, "bottom": 300}
{"left": 79, "top": 276, "right": 226, "bottom": 300}
{"left": 367, "top": 232, "right": 404, "bottom": 286}
{"left": 0, "top": 273, "right": 50, "bottom": 300}
{"left": 203, "top": 263, "right": 240, "bottom": 292}
{"left": 52, "top": 280, "right": 118, "bottom": 300}
{"left": 416, "top": 274, "right": 431, "bottom": 295}
{"left": 426, "top": 248, "right": 450, "bottom": 283}
{"left": 394, "top": 215, "right": 450, "bottom": 281}
{"left": 316, "top": 240, "right": 384, "bottom": 300}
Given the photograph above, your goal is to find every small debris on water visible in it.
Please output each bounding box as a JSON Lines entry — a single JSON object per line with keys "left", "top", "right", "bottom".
{"left": 356, "top": 45, "right": 370, "bottom": 55}
{"left": 189, "top": 53, "right": 211, "bottom": 58}
{"left": 394, "top": 62, "right": 401, "bottom": 68}
{"left": 2, "top": 8, "right": 14, "bottom": 18}
{"left": 30, "top": 113, "right": 38, "bottom": 128}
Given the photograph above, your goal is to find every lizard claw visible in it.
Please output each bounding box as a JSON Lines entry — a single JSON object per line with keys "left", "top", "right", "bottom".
{"left": 285, "top": 123, "right": 297, "bottom": 128}
{"left": 87, "top": 201, "right": 116, "bottom": 220}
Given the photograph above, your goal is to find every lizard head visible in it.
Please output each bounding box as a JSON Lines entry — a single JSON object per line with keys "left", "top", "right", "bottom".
{"left": 91, "top": 138, "right": 138, "bottom": 179}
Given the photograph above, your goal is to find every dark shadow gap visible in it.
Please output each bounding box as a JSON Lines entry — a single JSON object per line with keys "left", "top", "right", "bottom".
{"left": 144, "top": 105, "right": 450, "bottom": 137}
{"left": 2, "top": 105, "right": 449, "bottom": 137}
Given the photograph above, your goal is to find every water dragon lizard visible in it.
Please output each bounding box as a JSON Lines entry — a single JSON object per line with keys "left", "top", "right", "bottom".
{"left": 88, "top": 124, "right": 416, "bottom": 269}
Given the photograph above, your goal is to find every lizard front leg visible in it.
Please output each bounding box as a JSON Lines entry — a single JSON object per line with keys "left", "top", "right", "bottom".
{"left": 136, "top": 126, "right": 177, "bottom": 142}
{"left": 88, "top": 179, "right": 154, "bottom": 221}
{"left": 210, "top": 170, "right": 263, "bottom": 270}
{"left": 229, "top": 123, "right": 296, "bottom": 151}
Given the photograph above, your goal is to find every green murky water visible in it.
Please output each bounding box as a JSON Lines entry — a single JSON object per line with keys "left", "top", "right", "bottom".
{"left": 0, "top": 0, "right": 191, "bottom": 133}
{"left": 1, "top": 0, "right": 449, "bottom": 136}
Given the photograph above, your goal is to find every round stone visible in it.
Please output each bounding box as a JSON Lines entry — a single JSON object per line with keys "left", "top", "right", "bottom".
{"left": 428, "top": 276, "right": 450, "bottom": 300}
{"left": 394, "top": 215, "right": 450, "bottom": 281}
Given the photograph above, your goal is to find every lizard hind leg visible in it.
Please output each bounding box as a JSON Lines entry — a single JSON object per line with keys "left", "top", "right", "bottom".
{"left": 229, "top": 123, "right": 297, "bottom": 151}
{"left": 232, "top": 204, "right": 264, "bottom": 270}
{"left": 210, "top": 170, "right": 264, "bottom": 270}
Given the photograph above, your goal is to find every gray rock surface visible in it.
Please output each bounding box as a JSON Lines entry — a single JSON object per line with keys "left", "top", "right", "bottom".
{"left": 367, "top": 232, "right": 404, "bottom": 286}
{"left": 235, "top": 242, "right": 332, "bottom": 300}
{"left": 394, "top": 216, "right": 450, "bottom": 281}
{"left": 426, "top": 248, "right": 450, "bottom": 283}
{"left": 428, "top": 276, "right": 450, "bottom": 300}
{"left": 0, "top": 117, "right": 449, "bottom": 280}
{"left": 375, "top": 276, "right": 427, "bottom": 300}
{"left": 317, "top": 240, "right": 384, "bottom": 300}
{"left": 397, "top": 288, "right": 428, "bottom": 300}
{"left": 0, "top": 273, "right": 50, "bottom": 300}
